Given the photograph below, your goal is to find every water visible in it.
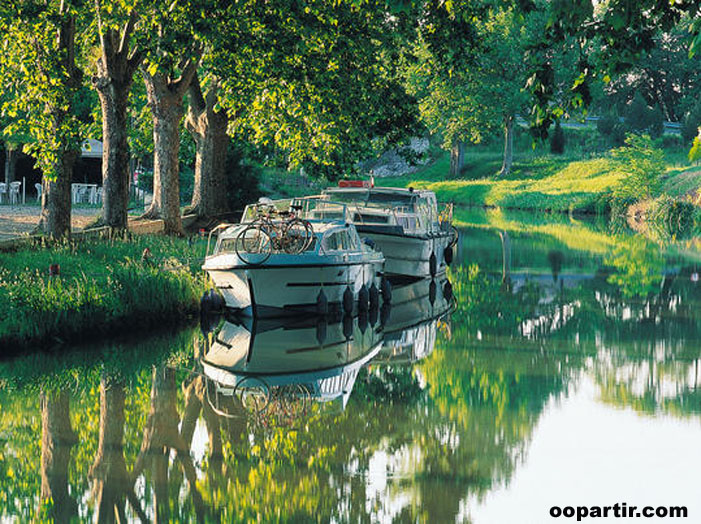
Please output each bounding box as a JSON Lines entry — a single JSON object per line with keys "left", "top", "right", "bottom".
{"left": 1, "top": 209, "right": 700, "bottom": 523}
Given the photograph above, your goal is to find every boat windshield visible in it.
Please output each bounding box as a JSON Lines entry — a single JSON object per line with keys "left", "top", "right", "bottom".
{"left": 329, "top": 190, "right": 415, "bottom": 208}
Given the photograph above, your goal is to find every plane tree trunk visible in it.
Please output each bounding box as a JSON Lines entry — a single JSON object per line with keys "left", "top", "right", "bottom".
{"left": 449, "top": 139, "right": 464, "bottom": 178}
{"left": 40, "top": 389, "right": 78, "bottom": 524}
{"left": 93, "top": 8, "right": 143, "bottom": 232}
{"left": 141, "top": 54, "right": 200, "bottom": 236}
{"left": 185, "top": 73, "right": 229, "bottom": 218}
{"left": 37, "top": 9, "right": 82, "bottom": 239}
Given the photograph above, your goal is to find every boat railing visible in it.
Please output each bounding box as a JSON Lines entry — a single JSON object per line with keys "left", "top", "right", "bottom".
{"left": 206, "top": 222, "right": 237, "bottom": 258}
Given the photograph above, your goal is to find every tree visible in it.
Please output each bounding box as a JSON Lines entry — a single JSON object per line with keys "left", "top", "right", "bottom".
{"left": 612, "top": 134, "right": 665, "bottom": 201}
{"left": 92, "top": 3, "right": 144, "bottom": 232}
{"left": 405, "top": 4, "right": 578, "bottom": 177}
{"left": 597, "top": 21, "right": 701, "bottom": 123}
{"left": 138, "top": 1, "right": 207, "bottom": 235}
{"left": 184, "top": 73, "right": 229, "bottom": 218}
{"left": 524, "top": 1, "right": 701, "bottom": 142}
{"left": 211, "top": 0, "right": 419, "bottom": 181}
{"left": 0, "top": 0, "right": 86, "bottom": 237}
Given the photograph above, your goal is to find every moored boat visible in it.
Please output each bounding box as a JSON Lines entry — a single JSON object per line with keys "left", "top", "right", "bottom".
{"left": 315, "top": 185, "right": 458, "bottom": 281}
{"left": 202, "top": 199, "right": 386, "bottom": 317}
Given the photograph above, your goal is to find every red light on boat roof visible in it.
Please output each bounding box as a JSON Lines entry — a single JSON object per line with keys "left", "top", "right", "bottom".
{"left": 338, "top": 180, "right": 371, "bottom": 188}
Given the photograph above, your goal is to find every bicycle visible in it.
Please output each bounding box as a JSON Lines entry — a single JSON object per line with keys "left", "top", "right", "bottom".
{"left": 235, "top": 202, "right": 314, "bottom": 265}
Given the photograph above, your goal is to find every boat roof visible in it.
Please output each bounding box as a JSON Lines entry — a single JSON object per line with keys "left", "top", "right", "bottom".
{"left": 324, "top": 186, "right": 435, "bottom": 197}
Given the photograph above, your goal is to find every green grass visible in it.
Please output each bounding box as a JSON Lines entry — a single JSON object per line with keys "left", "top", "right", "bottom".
{"left": 379, "top": 139, "right": 701, "bottom": 215}
{"left": 0, "top": 235, "right": 209, "bottom": 351}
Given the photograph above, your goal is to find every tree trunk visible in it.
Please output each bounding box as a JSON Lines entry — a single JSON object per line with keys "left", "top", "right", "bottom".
{"left": 37, "top": 9, "right": 81, "bottom": 239}
{"left": 4, "top": 146, "right": 17, "bottom": 185}
{"left": 141, "top": 54, "right": 200, "bottom": 236}
{"left": 39, "top": 150, "right": 76, "bottom": 238}
{"left": 97, "top": 86, "right": 131, "bottom": 231}
{"left": 40, "top": 389, "right": 78, "bottom": 524}
{"left": 185, "top": 74, "right": 229, "bottom": 218}
{"left": 499, "top": 115, "right": 514, "bottom": 176}
{"left": 90, "top": 377, "right": 130, "bottom": 524}
{"left": 449, "top": 139, "right": 464, "bottom": 177}
{"left": 93, "top": 10, "right": 143, "bottom": 232}
{"left": 499, "top": 230, "right": 511, "bottom": 289}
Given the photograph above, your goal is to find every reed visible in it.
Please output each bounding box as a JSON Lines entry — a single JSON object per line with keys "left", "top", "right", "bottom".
{"left": 0, "top": 235, "right": 209, "bottom": 351}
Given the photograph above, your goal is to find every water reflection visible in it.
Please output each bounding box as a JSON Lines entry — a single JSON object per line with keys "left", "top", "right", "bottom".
{"left": 2, "top": 213, "right": 701, "bottom": 522}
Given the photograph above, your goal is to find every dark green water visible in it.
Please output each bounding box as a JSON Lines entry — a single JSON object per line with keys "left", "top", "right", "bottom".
{"left": 2, "top": 210, "right": 701, "bottom": 523}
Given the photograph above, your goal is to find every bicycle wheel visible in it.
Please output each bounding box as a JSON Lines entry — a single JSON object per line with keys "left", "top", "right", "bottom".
{"left": 283, "top": 219, "right": 314, "bottom": 254}
{"left": 234, "top": 376, "right": 270, "bottom": 415}
{"left": 235, "top": 225, "right": 273, "bottom": 265}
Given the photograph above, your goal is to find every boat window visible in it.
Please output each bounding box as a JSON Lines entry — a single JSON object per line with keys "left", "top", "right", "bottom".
{"left": 323, "top": 230, "right": 353, "bottom": 251}
{"left": 397, "top": 216, "right": 418, "bottom": 231}
{"left": 353, "top": 212, "right": 389, "bottom": 223}
{"left": 329, "top": 190, "right": 414, "bottom": 207}
{"left": 217, "top": 238, "right": 237, "bottom": 254}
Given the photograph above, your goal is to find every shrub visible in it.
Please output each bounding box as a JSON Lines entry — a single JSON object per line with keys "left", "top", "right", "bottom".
{"left": 624, "top": 93, "right": 663, "bottom": 138}
{"left": 690, "top": 135, "right": 701, "bottom": 165}
{"left": 611, "top": 134, "right": 665, "bottom": 200}
{"left": 550, "top": 121, "right": 565, "bottom": 154}
{"left": 597, "top": 112, "right": 619, "bottom": 137}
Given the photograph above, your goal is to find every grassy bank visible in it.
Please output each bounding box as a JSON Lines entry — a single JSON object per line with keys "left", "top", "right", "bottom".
{"left": 0, "top": 235, "right": 208, "bottom": 351}
{"left": 393, "top": 145, "right": 699, "bottom": 215}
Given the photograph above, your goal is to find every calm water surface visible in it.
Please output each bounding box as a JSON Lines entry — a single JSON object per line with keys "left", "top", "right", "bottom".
{"left": 1, "top": 210, "right": 701, "bottom": 523}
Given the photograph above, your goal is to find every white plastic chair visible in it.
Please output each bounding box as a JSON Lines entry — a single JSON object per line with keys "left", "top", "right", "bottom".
{"left": 89, "top": 186, "right": 98, "bottom": 205}
{"left": 0, "top": 183, "right": 6, "bottom": 204}
{"left": 35, "top": 183, "right": 42, "bottom": 202}
{"left": 9, "top": 181, "right": 20, "bottom": 205}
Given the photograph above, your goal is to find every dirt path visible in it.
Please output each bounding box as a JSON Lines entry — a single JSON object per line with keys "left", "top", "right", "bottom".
{"left": 0, "top": 206, "right": 101, "bottom": 240}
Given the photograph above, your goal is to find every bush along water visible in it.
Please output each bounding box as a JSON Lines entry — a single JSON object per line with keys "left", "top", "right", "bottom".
{"left": 0, "top": 235, "right": 209, "bottom": 352}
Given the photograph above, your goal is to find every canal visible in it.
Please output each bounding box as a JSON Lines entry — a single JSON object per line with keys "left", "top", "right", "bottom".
{"left": 1, "top": 209, "right": 700, "bottom": 522}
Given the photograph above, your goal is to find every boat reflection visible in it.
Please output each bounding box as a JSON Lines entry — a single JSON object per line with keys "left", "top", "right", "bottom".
{"left": 199, "top": 312, "right": 384, "bottom": 419}
{"left": 199, "top": 275, "right": 453, "bottom": 420}
{"left": 377, "top": 275, "right": 454, "bottom": 364}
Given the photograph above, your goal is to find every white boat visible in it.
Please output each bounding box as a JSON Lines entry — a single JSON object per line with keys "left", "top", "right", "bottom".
{"left": 315, "top": 185, "right": 458, "bottom": 281}
{"left": 200, "top": 315, "right": 383, "bottom": 412}
{"left": 202, "top": 201, "right": 386, "bottom": 317}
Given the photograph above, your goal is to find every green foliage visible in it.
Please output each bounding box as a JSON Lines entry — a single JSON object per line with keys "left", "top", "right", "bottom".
{"left": 0, "top": 236, "right": 208, "bottom": 349}
{"left": 549, "top": 121, "right": 565, "bottom": 154}
{"left": 405, "top": 6, "right": 532, "bottom": 151}
{"left": 689, "top": 135, "right": 701, "bottom": 164}
{"left": 0, "top": 1, "right": 88, "bottom": 180}
{"left": 611, "top": 134, "right": 665, "bottom": 200}
{"left": 624, "top": 93, "right": 662, "bottom": 138}
{"left": 211, "top": 0, "right": 419, "bottom": 177}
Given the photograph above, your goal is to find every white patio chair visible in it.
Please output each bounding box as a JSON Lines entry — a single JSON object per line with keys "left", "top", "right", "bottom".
{"left": 76, "top": 186, "right": 88, "bottom": 204}
{"left": 35, "top": 183, "right": 42, "bottom": 202}
{"left": 9, "top": 181, "right": 21, "bottom": 205}
{"left": 0, "top": 183, "right": 6, "bottom": 204}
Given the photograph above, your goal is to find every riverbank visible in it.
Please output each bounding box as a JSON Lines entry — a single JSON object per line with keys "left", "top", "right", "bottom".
{"left": 392, "top": 147, "right": 700, "bottom": 215}
{"left": 0, "top": 235, "right": 208, "bottom": 352}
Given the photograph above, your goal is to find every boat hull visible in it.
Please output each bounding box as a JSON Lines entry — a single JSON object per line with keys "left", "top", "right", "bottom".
{"left": 205, "top": 258, "right": 384, "bottom": 316}
{"left": 357, "top": 227, "right": 454, "bottom": 280}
